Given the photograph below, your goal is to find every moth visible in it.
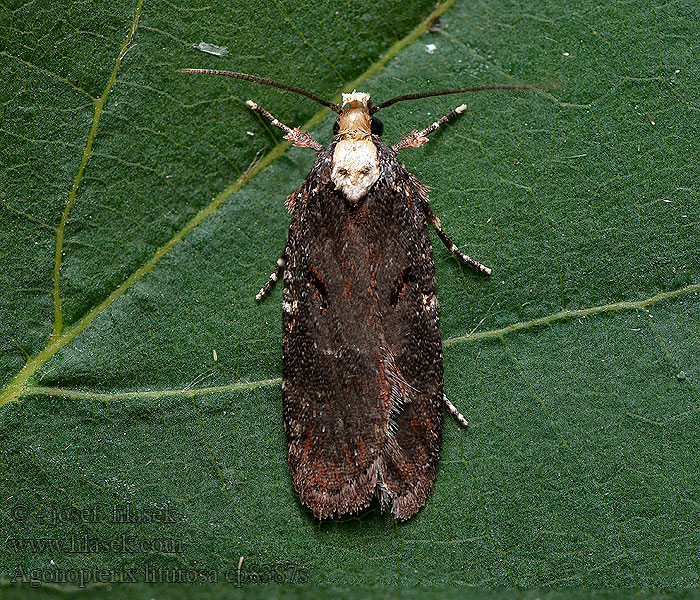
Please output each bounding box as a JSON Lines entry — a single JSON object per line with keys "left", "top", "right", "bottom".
{"left": 183, "top": 69, "right": 531, "bottom": 520}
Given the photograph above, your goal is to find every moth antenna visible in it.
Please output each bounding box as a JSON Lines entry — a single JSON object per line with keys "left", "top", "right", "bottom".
{"left": 181, "top": 69, "right": 341, "bottom": 113}
{"left": 371, "top": 84, "right": 535, "bottom": 114}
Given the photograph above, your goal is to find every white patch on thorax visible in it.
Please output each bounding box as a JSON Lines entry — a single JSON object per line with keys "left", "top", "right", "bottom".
{"left": 331, "top": 138, "right": 380, "bottom": 202}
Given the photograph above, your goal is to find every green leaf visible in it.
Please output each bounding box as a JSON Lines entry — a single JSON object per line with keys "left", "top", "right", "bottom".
{"left": 1, "top": 0, "right": 699, "bottom": 592}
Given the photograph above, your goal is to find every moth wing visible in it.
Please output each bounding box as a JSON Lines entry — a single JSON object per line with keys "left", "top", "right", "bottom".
{"left": 282, "top": 143, "right": 444, "bottom": 520}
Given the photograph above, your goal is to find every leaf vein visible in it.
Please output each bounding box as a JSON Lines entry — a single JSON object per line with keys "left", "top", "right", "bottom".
{"left": 51, "top": 0, "right": 145, "bottom": 340}
{"left": 16, "top": 282, "right": 698, "bottom": 403}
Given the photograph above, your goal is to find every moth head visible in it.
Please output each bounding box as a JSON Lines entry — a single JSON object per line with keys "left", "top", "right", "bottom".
{"left": 334, "top": 91, "right": 374, "bottom": 141}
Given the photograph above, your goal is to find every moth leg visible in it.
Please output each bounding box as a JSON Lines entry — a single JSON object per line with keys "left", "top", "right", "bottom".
{"left": 256, "top": 257, "right": 285, "bottom": 302}
{"left": 443, "top": 394, "right": 469, "bottom": 427}
{"left": 426, "top": 208, "right": 492, "bottom": 276}
{"left": 392, "top": 104, "right": 467, "bottom": 151}
{"left": 246, "top": 100, "right": 324, "bottom": 151}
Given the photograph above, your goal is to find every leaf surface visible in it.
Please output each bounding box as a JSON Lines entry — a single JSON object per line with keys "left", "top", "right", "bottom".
{"left": 1, "top": 0, "right": 699, "bottom": 589}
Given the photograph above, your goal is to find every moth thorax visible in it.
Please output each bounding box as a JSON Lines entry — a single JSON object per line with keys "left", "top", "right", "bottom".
{"left": 331, "top": 138, "right": 380, "bottom": 203}
{"left": 337, "top": 108, "right": 372, "bottom": 140}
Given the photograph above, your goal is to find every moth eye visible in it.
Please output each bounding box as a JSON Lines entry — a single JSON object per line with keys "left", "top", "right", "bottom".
{"left": 370, "top": 117, "right": 383, "bottom": 137}
{"left": 359, "top": 166, "right": 371, "bottom": 176}
{"left": 333, "top": 120, "right": 340, "bottom": 135}
{"left": 338, "top": 168, "right": 349, "bottom": 176}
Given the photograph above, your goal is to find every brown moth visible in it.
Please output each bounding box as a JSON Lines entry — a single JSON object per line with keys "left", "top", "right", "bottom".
{"left": 183, "top": 69, "right": 531, "bottom": 520}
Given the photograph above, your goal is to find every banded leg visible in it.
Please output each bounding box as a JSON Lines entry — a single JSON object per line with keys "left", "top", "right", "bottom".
{"left": 246, "top": 101, "right": 323, "bottom": 151}
{"left": 256, "top": 257, "right": 285, "bottom": 302}
{"left": 427, "top": 209, "right": 492, "bottom": 276}
{"left": 393, "top": 104, "right": 467, "bottom": 151}
{"left": 443, "top": 394, "right": 468, "bottom": 427}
